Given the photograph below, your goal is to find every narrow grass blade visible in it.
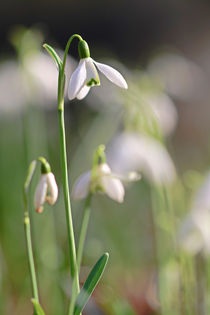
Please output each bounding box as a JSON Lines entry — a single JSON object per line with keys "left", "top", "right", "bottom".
{"left": 74, "top": 252, "right": 109, "bottom": 315}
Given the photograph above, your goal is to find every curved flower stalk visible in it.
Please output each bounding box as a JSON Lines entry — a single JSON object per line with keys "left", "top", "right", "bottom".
{"left": 68, "top": 40, "right": 128, "bottom": 100}
{"left": 178, "top": 172, "right": 210, "bottom": 255}
{"left": 107, "top": 132, "right": 176, "bottom": 186}
{"left": 72, "top": 145, "right": 140, "bottom": 203}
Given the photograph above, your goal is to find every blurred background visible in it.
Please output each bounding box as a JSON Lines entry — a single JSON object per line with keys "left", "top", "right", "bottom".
{"left": 1, "top": 0, "right": 210, "bottom": 314}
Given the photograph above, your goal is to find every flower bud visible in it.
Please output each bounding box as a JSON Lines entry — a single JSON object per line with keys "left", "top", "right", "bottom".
{"left": 34, "top": 158, "right": 58, "bottom": 213}
{"left": 78, "top": 40, "right": 90, "bottom": 59}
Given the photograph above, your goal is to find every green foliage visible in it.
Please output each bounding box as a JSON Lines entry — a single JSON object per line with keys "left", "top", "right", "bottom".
{"left": 74, "top": 253, "right": 109, "bottom": 315}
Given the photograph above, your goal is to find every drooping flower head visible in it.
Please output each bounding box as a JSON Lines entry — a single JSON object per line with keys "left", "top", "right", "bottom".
{"left": 72, "top": 145, "right": 140, "bottom": 202}
{"left": 68, "top": 40, "right": 128, "bottom": 100}
{"left": 34, "top": 157, "right": 58, "bottom": 213}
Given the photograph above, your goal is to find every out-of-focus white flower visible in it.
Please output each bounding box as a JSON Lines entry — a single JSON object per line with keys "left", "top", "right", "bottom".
{"left": 68, "top": 57, "right": 128, "bottom": 100}
{"left": 191, "top": 172, "right": 210, "bottom": 211}
{"left": 0, "top": 52, "right": 75, "bottom": 115}
{"left": 72, "top": 163, "right": 140, "bottom": 203}
{"left": 148, "top": 53, "right": 206, "bottom": 102}
{"left": 179, "top": 210, "right": 210, "bottom": 255}
{"left": 34, "top": 172, "right": 58, "bottom": 213}
{"left": 179, "top": 172, "right": 210, "bottom": 255}
{"left": 143, "top": 92, "right": 178, "bottom": 136}
{"left": 107, "top": 132, "right": 176, "bottom": 185}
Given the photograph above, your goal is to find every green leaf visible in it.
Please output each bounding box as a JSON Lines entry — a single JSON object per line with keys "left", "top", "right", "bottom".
{"left": 43, "top": 43, "right": 62, "bottom": 70}
{"left": 31, "top": 299, "right": 45, "bottom": 315}
{"left": 74, "top": 252, "right": 109, "bottom": 315}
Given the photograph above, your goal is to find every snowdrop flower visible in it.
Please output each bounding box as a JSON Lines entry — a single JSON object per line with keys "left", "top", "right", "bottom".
{"left": 143, "top": 92, "right": 178, "bottom": 137}
{"left": 179, "top": 210, "right": 210, "bottom": 255}
{"left": 107, "top": 132, "right": 176, "bottom": 185}
{"left": 178, "top": 172, "right": 210, "bottom": 255}
{"left": 68, "top": 40, "right": 128, "bottom": 100}
{"left": 34, "top": 158, "right": 58, "bottom": 213}
{"left": 72, "top": 145, "right": 140, "bottom": 203}
{"left": 148, "top": 53, "right": 206, "bottom": 102}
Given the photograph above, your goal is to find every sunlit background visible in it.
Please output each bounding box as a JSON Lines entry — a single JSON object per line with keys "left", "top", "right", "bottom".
{"left": 1, "top": 1, "right": 210, "bottom": 314}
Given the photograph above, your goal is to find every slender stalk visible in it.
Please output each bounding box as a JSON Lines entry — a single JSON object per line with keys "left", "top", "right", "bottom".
{"left": 61, "top": 34, "right": 82, "bottom": 78}
{"left": 68, "top": 195, "right": 92, "bottom": 315}
{"left": 57, "top": 69, "right": 80, "bottom": 315}
{"left": 24, "top": 213, "right": 39, "bottom": 302}
{"left": 77, "top": 195, "right": 92, "bottom": 272}
{"left": 56, "top": 34, "right": 83, "bottom": 315}
{"left": 58, "top": 106, "right": 80, "bottom": 292}
{"left": 23, "top": 161, "right": 39, "bottom": 303}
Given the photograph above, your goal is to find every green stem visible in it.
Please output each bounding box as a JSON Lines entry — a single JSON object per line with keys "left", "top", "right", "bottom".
{"left": 61, "top": 34, "right": 83, "bottom": 78}
{"left": 23, "top": 161, "right": 39, "bottom": 303}
{"left": 77, "top": 195, "right": 92, "bottom": 272}
{"left": 69, "top": 196, "right": 92, "bottom": 315}
{"left": 57, "top": 34, "right": 83, "bottom": 315}
{"left": 58, "top": 106, "right": 80, "bottom": 291}
{"left": 23, "top": 163, "right": 39, "bottom": 303}
{"left": 24, "top": 213, "right": 39, "bottom": 302}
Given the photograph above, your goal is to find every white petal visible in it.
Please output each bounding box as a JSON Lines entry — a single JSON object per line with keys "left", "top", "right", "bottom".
{"left": 68, "top": 60, "right": 86, "bottom": 100}
{"left": 46, "top": 172, "right": 58, "bottom": 205}
{"left": 93, "top": 60, "right": 128, "bottom": 89}
{"left": 178, "top": 215, "right": 203, "bottom": 255}
{"left": 100, "top": 176, "right": 125, "bottom": 203}
{"left": 34, "top": 174, "right": 48, "bottom": 212}
{"left": 72, "top": 171, "right": 91, "bottom": 200}
{"left": 98, "top": 163, "right": 111, "bottom": 175}
{"left": 76, "top": 85, "right": 91, "bottom": 100}
{"left": 85, "top": 58, "right": 100, "bottom": 87}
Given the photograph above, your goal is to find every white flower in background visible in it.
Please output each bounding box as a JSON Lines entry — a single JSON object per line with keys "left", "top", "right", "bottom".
{"left": 68, "top": 40, "right": 128, "bottom": 100}
{"left": 34, "top": 172, "right": 58, "bottom": 213}
{"left": 179, "top": 210, "right": 210, "bottom": 255}
{"left": 178, "top": 172, "right": 210, "bottom": 255}
{"left": 148, "top": 53, "right": 206, "bottom": 102}
{"left": 107, "top": 132, "right": 176, "bottom": 185}
{"left": 72, "top": 163, "right": 140, "bottom": 203}
{"left": 143, "top": 93, "right": 178, "bottom": 136}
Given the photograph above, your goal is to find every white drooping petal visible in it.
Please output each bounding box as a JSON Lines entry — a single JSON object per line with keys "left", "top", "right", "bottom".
{"left": 85, "top": 58, "right": 100, "bottom": 87}
{"left": 72, "top": 171, "right": 91, "bottom": 200}
{"left": 178, "top": 214, "right": 203, "bottom": 255}
{"left": 46, "top": 172, "right": 58, "bottom": 205}
{"left": 145, "top": 93, "right": 178, "bottom": 136}
{"left": 34, "top": 174, "right": 48, "bottom": 212}
{"left": 108, "top": 132, "right": 176, "bottom": 185}
{"left": 98, "top": 163, "right": 112, "bottom": 175}
{"left": 101, "top": 176, "right": 125, "bottom": 203}
{"left": 192, "top": 210, "right": 210, "bottom": 254}
{"left": 93, "top": 60, "right": 128, "bottom": 89}
{"left": 68, "top": 59, "right": 86, "bottom": 100}
{"left": 76, "top": 85, "right": 91, "bottom": 100}
{"left": 191, "top": 172, "right": 210, "bottom": 212}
